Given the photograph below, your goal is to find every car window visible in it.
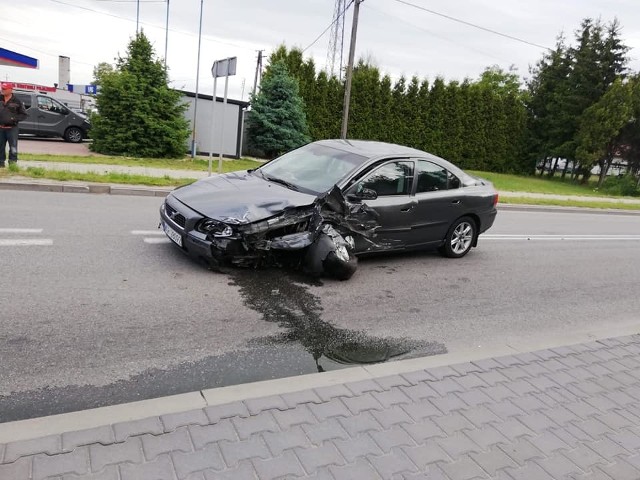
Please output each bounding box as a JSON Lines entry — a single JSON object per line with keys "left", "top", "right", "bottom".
{"left": 37, "top": 96, "right": 54, "bottom": 112}
{"left": 356, "top": 161, "right": 414, "bottom": 196}
{"left": 416, "top": 160, "right": 460, "bottom": 192}
{"left": 37, "top": 96, "right": 65, "bottom": 114}
{"left": 14, "top": 93, "right": 31, "bottom": 109}
{"left": 259, "top": 143, "right": 366, "bottom": 194}
{"left": 51, "top": 98, "right": 68, "bottom": 114}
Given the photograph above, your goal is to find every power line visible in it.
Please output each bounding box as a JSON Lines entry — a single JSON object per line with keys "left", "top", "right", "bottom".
{"left": 303, "top": 0, "right": 354, "bottom": 53}
{"left": 48, "top": 0, "right": 253, "bottom": 51}
{"left": 364, "top": 4, "right": 513, "bottom": 66}
{"left": 392, "top": 0, "right": 551, "bottom": 51}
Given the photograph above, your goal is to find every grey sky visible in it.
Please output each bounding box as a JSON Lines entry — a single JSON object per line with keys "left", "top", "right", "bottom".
{"left": 2, "top": 0, "right": 639, "bottom": 101}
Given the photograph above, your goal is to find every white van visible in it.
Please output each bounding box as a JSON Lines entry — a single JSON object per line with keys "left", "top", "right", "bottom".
{"left": 13, "top": 90, "right": 91, "bottom": 143}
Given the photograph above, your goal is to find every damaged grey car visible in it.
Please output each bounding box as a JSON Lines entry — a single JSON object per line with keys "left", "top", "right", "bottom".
{"left": 159, "top": 139, "right": 498, "bottom": 280}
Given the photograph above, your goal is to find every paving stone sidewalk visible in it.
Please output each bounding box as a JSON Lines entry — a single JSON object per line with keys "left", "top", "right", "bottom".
{"left": 4, "top": 335, "right": 640, "bottom": 479}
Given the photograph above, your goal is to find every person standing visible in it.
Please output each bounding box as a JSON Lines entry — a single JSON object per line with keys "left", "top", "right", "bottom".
{"left": 0, "top": 82, "right": 28, "bottom": 168}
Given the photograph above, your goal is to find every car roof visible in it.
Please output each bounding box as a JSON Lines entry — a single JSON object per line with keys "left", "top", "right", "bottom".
{"left": 315, "top": 139, "right": 429, "bottom": 158}
{"left": 314, "top": 139, "right": 465, "bottom": 174}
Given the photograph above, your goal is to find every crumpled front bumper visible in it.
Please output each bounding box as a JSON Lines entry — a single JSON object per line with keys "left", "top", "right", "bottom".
{"left": 159, "top": 186, "right": 380, "bottom": 272}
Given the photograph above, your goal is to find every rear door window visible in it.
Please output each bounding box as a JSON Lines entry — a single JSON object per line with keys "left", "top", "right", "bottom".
{"left": 416, "top": 160, "right": 461, "bottom": 192}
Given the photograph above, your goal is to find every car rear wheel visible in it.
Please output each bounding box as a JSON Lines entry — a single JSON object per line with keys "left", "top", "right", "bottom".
{"left": 64, "top": 127, "right": 83, "bottom": 143}
{"left": 441, "top": 216, "right": 476, "bottom": 258}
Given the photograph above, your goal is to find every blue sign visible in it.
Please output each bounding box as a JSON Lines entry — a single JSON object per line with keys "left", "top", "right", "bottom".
{"left": 66, "top": 84, "right": 99, "bottom": 95}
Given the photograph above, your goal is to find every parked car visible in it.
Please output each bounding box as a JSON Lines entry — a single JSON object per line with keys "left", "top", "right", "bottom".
{"left": 159, "top": 140, "right": 499, "bottom": 280}
{"left": 13, "top": 90, "right": 91, "bottom": 143}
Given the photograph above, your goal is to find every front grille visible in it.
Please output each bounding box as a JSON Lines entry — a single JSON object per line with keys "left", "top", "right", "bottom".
{"left": 165, "top": 203, "right": 186, "bottom": 228}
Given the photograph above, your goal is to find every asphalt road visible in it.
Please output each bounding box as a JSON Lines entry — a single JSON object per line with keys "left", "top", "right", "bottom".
{"left": 1, "top": 190, "right": 640, "bottom": 421}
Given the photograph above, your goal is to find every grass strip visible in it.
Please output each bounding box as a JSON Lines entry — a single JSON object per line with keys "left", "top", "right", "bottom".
{"left": 20, "top": 153, "right": 263, "bottom": 173}
{"left": 3, "top": 164, "right": 195, "bottom": 187}
{"left": 500, "top": 196, "right": 640, "bottom": 211}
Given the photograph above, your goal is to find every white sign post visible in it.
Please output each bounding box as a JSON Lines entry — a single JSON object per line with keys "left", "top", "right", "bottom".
{"left": 209, "top": 57, "right": 237, "bottom": 175}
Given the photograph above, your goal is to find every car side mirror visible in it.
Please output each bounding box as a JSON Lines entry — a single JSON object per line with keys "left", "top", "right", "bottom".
{"left": 347, "top": 188, "right": 378, "bottom": 201}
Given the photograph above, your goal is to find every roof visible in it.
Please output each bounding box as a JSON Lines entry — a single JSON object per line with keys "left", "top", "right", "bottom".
{"left": 178, "top": 89, "right": 250, "bottom": 108}
{"left": 315, "top": 139, "right": 467, "bottom": 177}
{"left": 0, "top": 48, "right": 38, "bottom": 69}
{"left": 316, "top": 139, "right": 446, "bottom": 160}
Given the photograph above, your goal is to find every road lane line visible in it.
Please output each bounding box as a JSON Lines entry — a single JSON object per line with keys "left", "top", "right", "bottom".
{"left": 0, "top": 228, "right": 43, "bottom": 233}
{"left": 483, "top": 234, "right": 640, "bottom": 241}
{"left": 0, "top": 239, "right": 53, "bottom": 246}
{"left": 144, "top": 238, "right": 172, "bottom": 244}
{"left": 131, "top": 230, "right": 164, "bottom": 235}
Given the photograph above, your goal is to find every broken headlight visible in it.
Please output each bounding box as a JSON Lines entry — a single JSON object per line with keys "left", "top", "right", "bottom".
{"left": 196, "top": 218, "right": 234, "bottom": 237}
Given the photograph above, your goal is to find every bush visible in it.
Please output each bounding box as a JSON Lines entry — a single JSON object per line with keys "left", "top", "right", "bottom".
{"left": 601, "top": 175, "right": 640, "bottom": 196}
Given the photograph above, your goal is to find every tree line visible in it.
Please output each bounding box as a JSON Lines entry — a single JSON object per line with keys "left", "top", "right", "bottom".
{"left": 249, "top": 17, "right": 640, "bottom": 188}
{"left": 88, "top": 21, "right": 640, "bottom": 193}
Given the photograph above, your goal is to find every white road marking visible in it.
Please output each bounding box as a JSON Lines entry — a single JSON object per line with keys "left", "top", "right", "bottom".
{"left": 0, "top": 239, "right": 53, "bottom": 246}
{"left": 483, "top": 234, "right": 640, "bottom": 241}
{"left": 0, "top": 228, "right": 43, "bottom": 233}
{"left": 144, "top": 237, "right": 172, "bottom": 244}
{"left": 132, "top": 230, "right": 172, "bottom": 244}
{"left": 131, "top": 230, "right": 164, "bottom": 235}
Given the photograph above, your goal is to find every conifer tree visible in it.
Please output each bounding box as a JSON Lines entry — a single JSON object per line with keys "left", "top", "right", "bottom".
{"left": 90, "top": 32, "right": 190, "bottom": 158}
{"left": 248, "top": 61, "right": 310, "bottom": 158}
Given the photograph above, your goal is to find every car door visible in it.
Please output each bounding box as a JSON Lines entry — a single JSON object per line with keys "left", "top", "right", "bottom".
{"left": 345, "top": 160, "right": 417, "bottom": 251}
{"left": 410, "top": 159, "right": 465, "bottom": 245}
{"left": 35, "top": 96, "right": 68, "bottom": 137}
{"left": 13, "top": 93, "right": 37, "bottom": 135}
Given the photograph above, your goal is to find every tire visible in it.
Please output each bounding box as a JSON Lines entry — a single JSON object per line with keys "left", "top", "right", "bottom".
{"left": 64, "top": 127, "right": 83, "bottom": 143}
{"left": 441, "top": 216, "right": 476, "bottom": 258}
{"left": 323, "top": 249, "right": 358, "bottom": 281}
{"left": 304, "top": 226, "right": 358, "bottom": 280}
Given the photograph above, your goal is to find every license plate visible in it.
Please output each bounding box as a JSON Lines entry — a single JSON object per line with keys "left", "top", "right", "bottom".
{"left": 162, "top": 221, "right": 183, "bottom": 247}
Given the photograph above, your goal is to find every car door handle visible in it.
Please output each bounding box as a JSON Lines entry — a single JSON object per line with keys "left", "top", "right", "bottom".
{"left": 400, "top": 204, "right": 415, "bottom": 212}
{"left": 451, "top": 200, "right": 461, "bottom": 205}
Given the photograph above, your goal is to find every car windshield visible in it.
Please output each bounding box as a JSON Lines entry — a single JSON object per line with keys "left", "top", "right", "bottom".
{"left": 257, "top": 143, "right": 366, "bottom": 194}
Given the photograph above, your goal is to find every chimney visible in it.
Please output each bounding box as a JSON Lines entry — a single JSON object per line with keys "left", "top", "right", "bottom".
{"left": 58, "top": 56, "right": 70, "bottom": 90}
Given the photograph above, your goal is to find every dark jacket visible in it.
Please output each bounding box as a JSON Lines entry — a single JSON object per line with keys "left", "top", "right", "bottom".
{"left": 0, "top": 94, "right": 28, "bottom": 127}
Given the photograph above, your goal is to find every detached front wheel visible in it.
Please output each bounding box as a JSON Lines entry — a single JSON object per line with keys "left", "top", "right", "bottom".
{"left": 441, "top": 216, "right": 476, "bottom": 258}
{"left": 304, "top": 225, "right": 358, "bottom": 280}
{"left": 323, "top": 247, "right": 358, "bottom": 281}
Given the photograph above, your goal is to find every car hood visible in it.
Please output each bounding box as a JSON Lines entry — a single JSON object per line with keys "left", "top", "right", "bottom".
{"left": 170, "top": 171, "right": 318, "bottom": 224}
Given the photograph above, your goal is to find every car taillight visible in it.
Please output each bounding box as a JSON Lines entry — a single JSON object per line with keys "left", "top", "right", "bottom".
{"left": 492, "top": 193, "right": 499, "bottom": 206}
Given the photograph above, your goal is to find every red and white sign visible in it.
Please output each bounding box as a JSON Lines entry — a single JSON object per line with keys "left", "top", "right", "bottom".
{"left": 13, "top": 83, "right": 56, "bottom": 93}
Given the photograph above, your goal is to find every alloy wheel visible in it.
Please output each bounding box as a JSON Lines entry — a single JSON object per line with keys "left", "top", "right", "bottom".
{"left": 450, "top": 221, "right": 473, "bottom": 254}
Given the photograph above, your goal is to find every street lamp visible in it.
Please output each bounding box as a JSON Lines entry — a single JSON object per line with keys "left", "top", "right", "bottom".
{"left": 164, "top": 0, "right": 170, "bottom": 70}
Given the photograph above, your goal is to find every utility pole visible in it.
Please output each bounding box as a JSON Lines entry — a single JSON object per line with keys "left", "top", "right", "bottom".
{"left": 252, "top": 50, "right": 263, "bottom": 99}
{"left": 164, "top": 0, "right": 170, "bottom": 71}
{"left": 340, "top": 0, "right": 362, "bottom": 139}
{"left": 190, "top": 0, "right": 204, "bottom": 158}
{"left": 136, "top": 0, "right": 140, "bottom": 33}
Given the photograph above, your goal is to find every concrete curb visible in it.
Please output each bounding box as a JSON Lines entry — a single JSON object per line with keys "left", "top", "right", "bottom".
{"left": 1, "top": 320, "right": 639, "bottom": 444}
{"left": 0, "top": 180, "right": 171, "bottom": 197}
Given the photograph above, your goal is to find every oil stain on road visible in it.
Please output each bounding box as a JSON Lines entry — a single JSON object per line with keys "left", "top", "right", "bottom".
{"left": 0, "top": 269, "right": 446, "bottom": 422}
{"left": 230, "top": 269, "right": 446, "bottom": 371}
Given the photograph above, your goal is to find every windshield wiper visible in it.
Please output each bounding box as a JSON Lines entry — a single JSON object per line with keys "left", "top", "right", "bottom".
{"left": 263, "top": 174, "right": 299, "bottom": 191}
